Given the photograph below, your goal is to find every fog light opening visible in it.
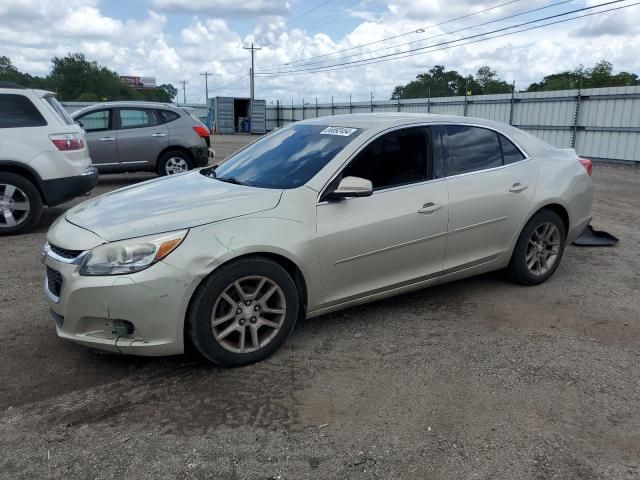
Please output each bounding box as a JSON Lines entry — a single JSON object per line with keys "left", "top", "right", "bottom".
{"left": 111, "top": 320, "right": 135, "bottom": 337}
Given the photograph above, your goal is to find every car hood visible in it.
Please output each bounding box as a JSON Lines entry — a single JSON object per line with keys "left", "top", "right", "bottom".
{"left": 65, "top": 171, "right": 283, "bottom": 241}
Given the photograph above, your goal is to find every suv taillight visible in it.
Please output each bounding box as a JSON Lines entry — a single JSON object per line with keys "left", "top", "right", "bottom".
{"left": 50, "top": 133, "right": 84, "bottom": 151}
{"left": 578, "top": 157, "right": 592, "bottom": 176}
{"left": 193, "top": 125, "right": 210, "bottom": 138}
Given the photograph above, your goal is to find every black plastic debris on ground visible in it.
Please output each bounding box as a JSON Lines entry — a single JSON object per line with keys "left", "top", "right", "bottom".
{"left": 573, "top": 224, "right": 619, "bottom": 246}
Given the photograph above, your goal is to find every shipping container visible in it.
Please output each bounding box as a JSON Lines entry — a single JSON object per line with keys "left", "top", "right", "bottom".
{"left": 210, "top": 96, "right": 266, "bottom": 134}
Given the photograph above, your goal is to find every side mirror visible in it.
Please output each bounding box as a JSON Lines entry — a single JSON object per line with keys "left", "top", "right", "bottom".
{"left": 326, "top": 176, "right": 373, "bottom": 201}
{"left": 75, "top": 120, "right": 83, "bottom": 127}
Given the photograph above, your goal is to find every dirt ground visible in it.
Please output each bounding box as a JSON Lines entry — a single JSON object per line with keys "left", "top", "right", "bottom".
{"left": 0, "top": 135, "right": 639, "bottom": 479}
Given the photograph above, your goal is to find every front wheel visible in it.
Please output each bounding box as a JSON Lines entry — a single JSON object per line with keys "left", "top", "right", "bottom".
{"left": 0, "top": 173, "right": 43, "bottom": 236}
{"left": 508, "top": 209, "right": 567, "bottom": 285}
{"left": 187, "top": 257, "right": 299, "bottom": 367}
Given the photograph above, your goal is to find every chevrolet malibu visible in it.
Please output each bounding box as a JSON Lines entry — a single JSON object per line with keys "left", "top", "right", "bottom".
{"left": 43, "top": 113, "right": 593, "bottom": 367}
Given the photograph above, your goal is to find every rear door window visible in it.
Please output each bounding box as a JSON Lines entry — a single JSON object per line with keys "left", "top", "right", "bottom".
{"left": 44, "top": 96, "right": 74, "bottom": 125}
{"left": 76, "top": 110, "right": 111, "bottom": 132}
{"left": 499, "top": 134, "right": 526, "bottom": 164}
{"left": 0, "top": 94, "right": 47, "bottom": 128}
{"left": 157, "top": 109, "right": 180, "bottom": 124}
{"left": 117, "top": 109, "right": 158, "bottom": 129}
{"left": 443, "top": 125, "right": 502, "bottom": 175}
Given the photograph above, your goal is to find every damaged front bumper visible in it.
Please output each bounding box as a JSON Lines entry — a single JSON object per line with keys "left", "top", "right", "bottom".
{"left": 43, "top": 253, "right": 195, "bottom": 356}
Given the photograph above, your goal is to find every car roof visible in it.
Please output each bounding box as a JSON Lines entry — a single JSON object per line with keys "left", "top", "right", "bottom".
{"left": 71, "top": 101, "right": 183, "bottom": 116}
{"left": 297, "top": 112, "right": 557, "bottom": 157}
{"left": 296, "top": 112, "right": 508, "bottom": 129}
{"left": 0, "top": 83, "right": 55, "bottom": 97}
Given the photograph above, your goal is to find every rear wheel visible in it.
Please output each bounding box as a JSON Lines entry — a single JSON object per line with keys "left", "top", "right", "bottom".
{"left": 188, "top": 257, "right": 299, "bottom": 367}
{"left": 0, "top": 173, "right": 42, "bottom": 236}
{"left": 157, "top": 150, "right": 192, "bottom": 176}
{"left": 508, "top": 209, "right": 566, "bottom": 285}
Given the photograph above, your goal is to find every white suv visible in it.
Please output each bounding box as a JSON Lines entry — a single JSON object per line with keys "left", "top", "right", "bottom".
{"left": 0, "top": 82, "right": 98, "bottom": 235}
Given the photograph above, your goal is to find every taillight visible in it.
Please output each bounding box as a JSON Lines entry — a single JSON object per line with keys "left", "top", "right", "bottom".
{"left": 50, "top": 133, "right": 84, "bottom": 151}
{"left": 193, "top": 125, "right": 210, "bottom": 138}
{"left": 578, "top": 157, "right": 592, "bottom": 176}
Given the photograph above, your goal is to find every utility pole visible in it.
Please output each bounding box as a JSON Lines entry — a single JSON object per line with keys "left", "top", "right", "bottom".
{"left": 179, "top": 80, "right": 188, "bottom": 105}
{"left": 200, "top": 72, "right": 212, "bottom": 105}
{"left": 243, "top": 42, "right": 261, "bottom": 123}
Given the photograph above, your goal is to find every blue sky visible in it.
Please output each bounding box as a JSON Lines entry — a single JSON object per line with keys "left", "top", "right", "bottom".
{"left": 1, "top": 0, "right": 639, "bottom": 103}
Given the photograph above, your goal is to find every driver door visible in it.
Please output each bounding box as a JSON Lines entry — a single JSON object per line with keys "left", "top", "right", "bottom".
{"left": 316, "top": 127, "right": 449, "bottom": 307}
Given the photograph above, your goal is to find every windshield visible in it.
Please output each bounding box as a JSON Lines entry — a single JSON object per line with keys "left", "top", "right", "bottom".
{"left": 210, "top": 124, "right": 362, "bottom": 189}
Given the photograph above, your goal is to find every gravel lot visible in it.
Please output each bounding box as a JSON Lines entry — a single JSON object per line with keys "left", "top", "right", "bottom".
{"left": 1, "top": 135, "right": 639, "bottom": 479}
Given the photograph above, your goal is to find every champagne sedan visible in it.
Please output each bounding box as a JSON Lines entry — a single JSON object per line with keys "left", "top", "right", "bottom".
{"left": 42, "top": 113, "right": 593, "bottom": 367}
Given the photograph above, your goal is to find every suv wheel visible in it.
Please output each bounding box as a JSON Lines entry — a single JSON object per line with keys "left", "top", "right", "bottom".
{"left": 158, "top": 150, "right": 192, "bottom": 176}
{"left": 188, "top": 257, "right": 299, "bottom": 367}
{"left": 0, "top": 173, "right": 43, "bottom": 236}
{"left": 508, "top": 209, "right": 567, "bottom": 285}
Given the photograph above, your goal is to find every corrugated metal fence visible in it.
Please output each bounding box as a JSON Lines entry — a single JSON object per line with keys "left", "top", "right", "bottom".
{"left": 266, "top": 85, "right": 640, "bottom": 163}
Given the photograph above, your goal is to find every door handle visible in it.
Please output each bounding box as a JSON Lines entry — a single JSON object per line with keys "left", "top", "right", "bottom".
{"left": 151, "top": 133, "right": 167, "bottom": 137}
{"left": 418, "top": 202, "right": 443, "bottom": 214}
{"left": 509, "top": 183, "right": 528, "bottom": 193}
{"left": 99, "top": 137, "right": 115, "bottom": 141}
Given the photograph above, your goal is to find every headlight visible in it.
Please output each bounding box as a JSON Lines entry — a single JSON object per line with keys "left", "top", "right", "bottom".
{"left": 79, "top": 230, "right": 187, "bottom": 276}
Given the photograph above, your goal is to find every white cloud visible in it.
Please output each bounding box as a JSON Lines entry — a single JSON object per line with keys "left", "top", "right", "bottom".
{"left": 151, "top": 0, "right": 289, "bottom": 16}
{"left": 1, "top": 0, "right": 639, "bottom": 103}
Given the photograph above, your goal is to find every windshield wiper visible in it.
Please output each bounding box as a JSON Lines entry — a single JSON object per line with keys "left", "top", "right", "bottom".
{"left": 217, "top": 176, "right": 243, "bottom": 185}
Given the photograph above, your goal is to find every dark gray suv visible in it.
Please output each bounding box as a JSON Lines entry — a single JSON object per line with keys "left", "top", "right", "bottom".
{"left": 72, "top": 102, "right": 212, "bottom": 175}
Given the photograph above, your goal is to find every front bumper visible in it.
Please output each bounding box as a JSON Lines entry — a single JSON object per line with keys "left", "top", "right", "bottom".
{"left": 41, "top": 167, "right": 99, "bottom": 206}
{"left": 43, "top": 249, "right": 195, "bottom": 356}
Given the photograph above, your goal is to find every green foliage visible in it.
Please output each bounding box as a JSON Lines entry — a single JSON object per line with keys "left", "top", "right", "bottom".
{"left": 392, "top": 61, "right": 640, "bottom": 99}
{"left": 0, "top": 53, "right": 177, "bottom": 102}
{"left": 526, "top": 60, "right": 640, "bottom": 91}
{"left": 391, "top": 65, "right": 512, "bottom": 99}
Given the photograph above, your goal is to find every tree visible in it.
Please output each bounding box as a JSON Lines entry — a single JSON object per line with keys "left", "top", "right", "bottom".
{"left": 474, "top": 66, "right": 512, "bottom": 94}
{"left": 391, "top": 65, "right": 511, "bottom": 99}
{"left": 525, "top": 60, "right": 640, "bottom": 91}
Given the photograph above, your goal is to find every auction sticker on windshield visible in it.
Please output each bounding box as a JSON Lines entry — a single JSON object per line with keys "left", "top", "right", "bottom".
{"left": 320, "top": 126, "right": 358, "bottom": 136}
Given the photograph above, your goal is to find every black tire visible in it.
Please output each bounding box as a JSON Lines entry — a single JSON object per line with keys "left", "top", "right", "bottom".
{"left": 187, "top": 256, "right": 299, "bottom": 367}
{"left": 0, "top": 173, "right": 43, "bottom": 236}
{"left": 157, "top": 150, "right": 192, "bottom": 176}
{"left": 508, "top": 209, "right": 567, "bottom": 286}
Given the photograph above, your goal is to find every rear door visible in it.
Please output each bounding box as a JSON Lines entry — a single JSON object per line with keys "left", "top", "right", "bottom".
{"left": 437, "top": 125, "right": 538, "bottom": 271}
{"left": 75, "top": 109, "right": 118, "bottom": 167}
{"left": 115, "top": 108, "right": 168, "bottom": 167}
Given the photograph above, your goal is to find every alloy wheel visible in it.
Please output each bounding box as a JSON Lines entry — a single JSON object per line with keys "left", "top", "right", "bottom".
{"left": 526, "top": 222, "right": 560, "bottom": 276}
{"left": 0, "top": 183, "right": 30, "bottom": 228}
{"left": 210, "top": 276, "right": 287, "bottom": 354}
{"left": 164, "top": 157, "right": 189, "bottom": 175}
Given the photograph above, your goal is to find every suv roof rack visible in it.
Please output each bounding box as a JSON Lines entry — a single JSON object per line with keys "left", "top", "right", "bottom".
{"left": 0, "top": 81, "right": 27, "bottom": 89}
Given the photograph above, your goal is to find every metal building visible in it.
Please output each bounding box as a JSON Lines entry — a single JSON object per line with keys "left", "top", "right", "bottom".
{"left": 266, "top": 85, "right": 640, "bottom": 163}
{"left": 210, "top": 97, "right": 266, "bottom": 134}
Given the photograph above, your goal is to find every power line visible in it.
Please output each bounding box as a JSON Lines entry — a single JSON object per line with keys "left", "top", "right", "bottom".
{"left": 287, "top": 0, "right": 333, "bottom": 25}
{"left": 295, "top": 0, "right": 363, "bottom": 32}
{"left": 256, "top": 2, "right": 639, "bottom": 80}
{"left": 261, "top": 0, "right": 525, "bottom": 70}
{"left": 216, "top": 74, "right": 249, "bottom": 90}
{"left": 259, "top": 0, "right": 576, "bottom": 72}
{"left": 256, "top": 0, "right": 633, "bottom": 77}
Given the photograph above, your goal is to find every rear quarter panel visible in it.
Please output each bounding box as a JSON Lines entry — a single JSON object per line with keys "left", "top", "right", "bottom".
{"left": 526, "top": 153, "right": 593, "bottom": 242}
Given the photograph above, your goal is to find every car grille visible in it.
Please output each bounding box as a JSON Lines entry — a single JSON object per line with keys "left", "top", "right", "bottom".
{"left": 46, "top": 266, "right": 63, "bottom": 298}
{"left": 49, "top": 243, "right": 83, "bottom": 260}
